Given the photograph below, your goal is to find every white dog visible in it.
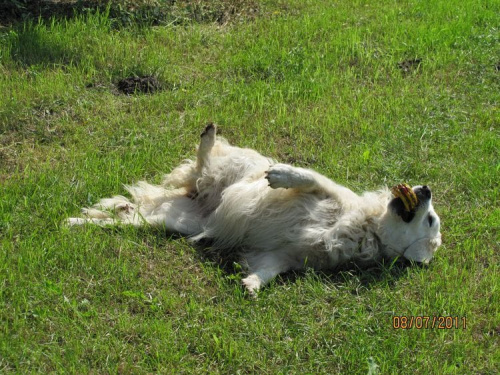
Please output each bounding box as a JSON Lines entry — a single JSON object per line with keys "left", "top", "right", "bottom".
{"left": 68, "top": 124, "right": 442, "bottom": 294}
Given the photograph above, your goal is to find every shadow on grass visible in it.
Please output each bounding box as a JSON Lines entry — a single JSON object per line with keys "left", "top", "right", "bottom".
{"left": 7, "top": 25, "right": 79, "bottom": 68}
{"left": 84, "top": 225, "right": 416, "bottom": 294}
{"left": 0, "top": 0, "right": 260, "bottom": 27}
{"left": 3, "top": 1, "right": 260, "bottom": 68}
{"left": 192, "top": 238, "right": 416, "bottom": 293}
{"left": 0, "top": 0, "right": 164, "bottom": 25}
{"left": 281, "top": 259, "right": 416, "bottom": 292}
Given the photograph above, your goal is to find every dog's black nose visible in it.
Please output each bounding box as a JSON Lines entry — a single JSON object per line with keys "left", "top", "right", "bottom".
{"left": 416, "top": 185, "right": 432, "bottom": 200}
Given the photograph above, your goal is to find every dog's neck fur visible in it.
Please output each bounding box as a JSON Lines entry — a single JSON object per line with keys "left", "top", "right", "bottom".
{"left": 324, "top": 190, "right": 404, "bottom": 267}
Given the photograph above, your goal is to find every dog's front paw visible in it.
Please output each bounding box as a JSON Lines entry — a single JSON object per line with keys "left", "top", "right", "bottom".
{"left": 242, "top": 274, "right": 262, "bottom": 297}
{"left": 265, "top": 164, "right": 297, "bottom": 189}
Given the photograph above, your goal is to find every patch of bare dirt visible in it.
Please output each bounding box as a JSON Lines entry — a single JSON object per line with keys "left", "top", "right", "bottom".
{"left": 116, "top": 75, "right": 161, "bottom": 95}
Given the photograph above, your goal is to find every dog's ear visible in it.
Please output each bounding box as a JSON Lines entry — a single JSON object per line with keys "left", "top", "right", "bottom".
{"left": 389, "top": 197, "right": 415, "bottom": 223}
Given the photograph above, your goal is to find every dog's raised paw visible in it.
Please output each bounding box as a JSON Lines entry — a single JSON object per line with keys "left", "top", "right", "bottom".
{"left": 265, "top": 164, "right": 296, "bottom": 189}
{"left": 201, "top": 122, "right": 216, "bottom": 138}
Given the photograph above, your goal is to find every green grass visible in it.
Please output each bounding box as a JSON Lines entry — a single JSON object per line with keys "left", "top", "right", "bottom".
{"left": 0, "top": 0, "right": 499, "bottom": 373}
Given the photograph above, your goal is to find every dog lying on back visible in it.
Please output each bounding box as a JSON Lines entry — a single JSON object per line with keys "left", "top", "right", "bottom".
{"left": 68, "top": 124, "right": 442, "bottom": 295}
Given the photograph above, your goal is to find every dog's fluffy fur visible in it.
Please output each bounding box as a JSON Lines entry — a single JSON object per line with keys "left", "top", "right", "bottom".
{"left": 68, "top": 124, "right": 442, "bottom": 294}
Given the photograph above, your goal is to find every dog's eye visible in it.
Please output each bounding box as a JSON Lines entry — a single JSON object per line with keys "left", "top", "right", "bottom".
{"left": 427, "top": 215, "right": 434, "bottom": 227}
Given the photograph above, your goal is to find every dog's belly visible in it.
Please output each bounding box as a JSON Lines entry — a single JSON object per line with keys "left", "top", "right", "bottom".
{"left": 200, "top": 178, "right": 343, "bottom": 260}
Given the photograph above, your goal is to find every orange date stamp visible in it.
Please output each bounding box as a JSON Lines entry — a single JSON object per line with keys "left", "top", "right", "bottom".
{"left": 392, "top": 316, "right": 467, "bottom": 329}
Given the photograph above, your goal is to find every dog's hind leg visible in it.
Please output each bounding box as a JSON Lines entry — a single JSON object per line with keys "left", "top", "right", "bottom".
{"left": 145, "top": 196, "right": 205, "bottom": 236}
{"left": 162, "top": 123, "right": 217, "bottom": 191}
{"left": 67, "top": 195, "right": 205, "bottom": 235}
{"left": 196, "top": 123, "right": 216, "bottom": 173}
{"left": 66, "top": 217, "right": 118, "bottom": 226}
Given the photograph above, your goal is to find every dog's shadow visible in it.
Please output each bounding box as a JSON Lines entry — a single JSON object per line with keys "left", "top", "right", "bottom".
{"left": 277, "top": 260, "right": 417, "bottom": 294}
{"left": 190, "top": 238, "right": 419, "bottom": 294}
{"left": 124, "top": 227, "right": 419, "bottom": 294}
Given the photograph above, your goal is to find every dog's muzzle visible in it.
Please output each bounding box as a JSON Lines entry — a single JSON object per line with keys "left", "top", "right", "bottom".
{"left": 414, "top": 185, "right": 432, "bottom": 204}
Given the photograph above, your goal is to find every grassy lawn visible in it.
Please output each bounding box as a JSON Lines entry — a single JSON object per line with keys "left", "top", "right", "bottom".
{"left": 0, "top": 0, "right": 498, "bottom": 373}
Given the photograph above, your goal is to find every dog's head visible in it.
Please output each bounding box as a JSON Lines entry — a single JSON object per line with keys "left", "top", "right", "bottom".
{"left": 380, "top": 185, "right": 442, "bottom": 263}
